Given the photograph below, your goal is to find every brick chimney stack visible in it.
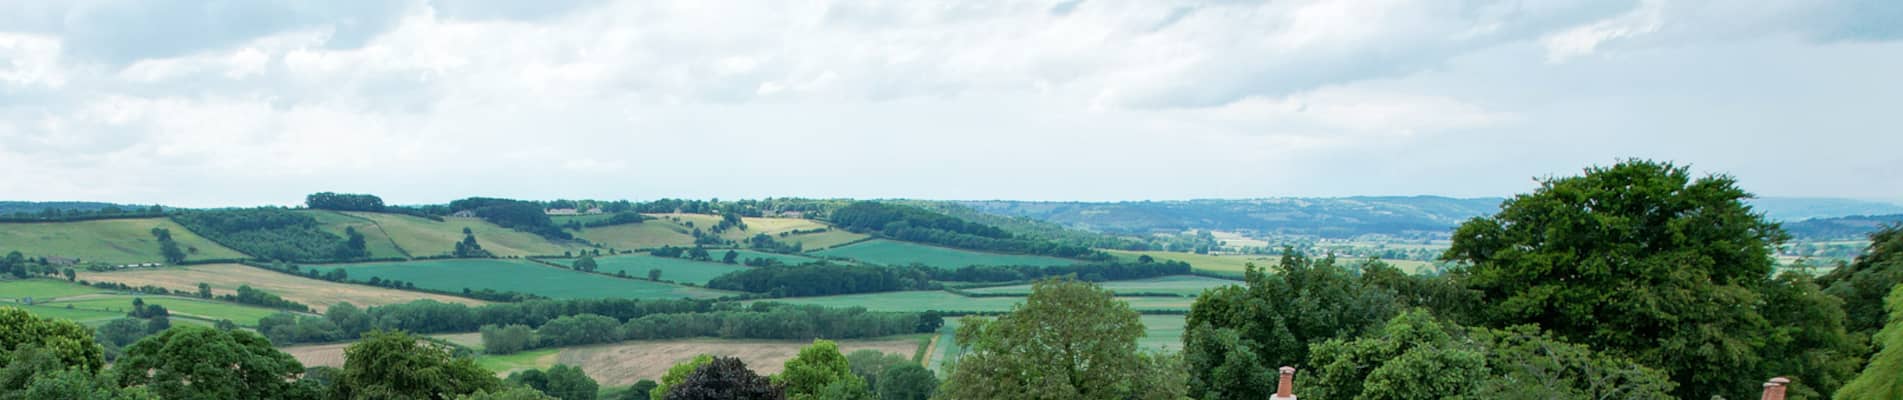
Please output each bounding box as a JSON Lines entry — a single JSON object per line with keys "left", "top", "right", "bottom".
{"left": 1760, "top": 377, "right": 1790, "bottom": 400}
{"left": 1271, "top": 366, "right": 1297, "bottom": 400}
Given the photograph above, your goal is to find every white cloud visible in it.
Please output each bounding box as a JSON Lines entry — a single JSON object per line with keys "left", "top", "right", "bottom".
{"left": 0, "top": 0, "right": 1896, "bottom": 205}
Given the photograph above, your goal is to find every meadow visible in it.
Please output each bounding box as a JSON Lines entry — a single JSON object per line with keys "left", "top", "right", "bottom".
{"left": 758, "top": 290, "right": 1193, "bottom": 313}
{"left": 302, "top": 211, "right": 407, "bottom": 258}
{"left": 342, "top": 212, "right": 586, "bottom": 257}
{"left": 547, "top": 255, "right": 751, "bottom": 285}
{"left": 75, "top": 263, "right": 486, "bottom": 312}
{"left": 2, "top": 279, "right": 287, "bottom": 325}
{"left": 331, "top": 259, "right": 732, "bottom": 300}
{"left": 963, "top": 275, "right": 1238, "bottom": 297}
{"left": 0, "top": 278, "right": 106, "bottom": 300}
{"left": 1103, "top": 249, "right": 1440, "bottom": 275}
{"left": 813, "top": 240, "right": 1080, "bottom": 269}
{"left": 0, "top": 218, "right": 246, "bottom": 264}
{"left": 54, "top": 296, "right": 283, "bottom": 325}
{"left": 569, "top": 222, "right": 696, "bottom": 250}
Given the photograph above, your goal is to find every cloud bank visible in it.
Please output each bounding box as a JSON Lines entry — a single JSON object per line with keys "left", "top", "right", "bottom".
{"left": 0, "top": 0, "right": 1898, "bottom": 206}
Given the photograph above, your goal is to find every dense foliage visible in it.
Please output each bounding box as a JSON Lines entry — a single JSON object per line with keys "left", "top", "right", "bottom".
{"left": 171, "top": 208, "right": 367, "bottom": 262}
{"left": 775, "top": 340, "right": 869, "bottom": 400}
{"left": 1820, "top": 225, "right": 1903, "bottom": 335}
{"left": 665, "top": 357, "right": 783, "bottom": 400}
{"left": 334, "top": 330, "right": 501, "bottom": 399}
{"left": 507, "top": 364, "right": 600, "bottom": 400}
{"left": 481, "top": 304, "right": 926, "bottom": 353}
{"left": 1444, "top": 160, "right": 1862, "bottom": 399}
{"left": 830, "top": 202, "right": 1102, "bottom": 260}
{"left": 0, "top": 202, "right": 165, "bottom": 222}
{"left": 304, "top": 192, "right": 386, "bottom": 212}
{"left": 1181, "top": 251, "right": 1403, "bottom": 398}
{"left": 114, "top": 325, "right": 315, "bottom": 399}
{"left": 1836, "top": 284, "right": 1903, "bottom": 399}
{"left": 1305, "top": 310, "right": 1675, "bottom": 399}
{"left": 706, "top": 259, "right": 1192, "bottom": 297}
{"left": 938, "top": 278, "right": 1185, "bottom": 399}
{"left": 217, "top": 284, "right": 310, "bottom": 312}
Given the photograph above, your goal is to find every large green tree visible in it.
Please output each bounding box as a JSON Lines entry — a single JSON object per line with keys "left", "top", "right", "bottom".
{"left": 1443, "top": 160, "right": 1855, "bottom": 398}
{"left": 333, "top": 330, "right": 500, "bottom": 399}
{"left": 665, "top": 357, "right": 783, "bottom": 400}
{"left": 114, "top": 325, "right": 314, "bottom": 400}
{"left": 1180, "top": 251, "right": 1401, "bottom": 398}
{"left": 0, "top": 307, "right": 104, "bottom": 373}
{"left": 1307, "top": 310, "right": 1489, "bottom": 400}
{"left": 938, "top": 277, "right": 1183, "bottom": 400}
{"left": 872, "top": 364, "right": 935, "bottom": 400}
{"left": 774, "top": 340, "right": 868, "bottom": 400}
{"left": 652, "top": 355, "right": 714, "bottom": 400}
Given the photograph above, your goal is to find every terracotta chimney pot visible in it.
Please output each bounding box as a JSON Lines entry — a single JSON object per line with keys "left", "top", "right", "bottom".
{"left": 1760, "top": 376, "right": 1790, "bottom": 400}
{"left": 1272, "top": 366, "right": 1297, "bottom": 400}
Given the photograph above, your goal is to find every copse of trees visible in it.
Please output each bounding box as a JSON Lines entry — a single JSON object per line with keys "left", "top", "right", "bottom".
{"left": 707, "top": 263, "right": 936, "bottom": 296}
{"left": 1835, "top": 284, "right": 1903, "bottom": 399}
{"left": 449, "top": 197, "right": 573, "bottom": 240}
{"left": 937, "top": 277, "right": 1186, "bottom": 399}
{"left": 1819, "top": 224, "right": 1903, "bottom": 335}
{"left": 171, "top": 208, "right": 369, "bottom": 262}
{"left": 215, "top": 285, "right": 310, "bottom": 312}
{"left": 304, "top": 192, "right": 386, "bottom": 212}
{"left": 0, "top": 203, "right": 166, "bottom": 222}
{"left": 829, "top": 202, "right": 1104, "bottom": 260}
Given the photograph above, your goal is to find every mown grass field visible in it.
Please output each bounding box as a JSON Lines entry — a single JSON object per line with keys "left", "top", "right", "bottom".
{"left": 571, "top": 222, "right": 696, "bottom": 250}
{"left": 548, "top": 255, "right": 751, "bottom": 285}
{"left": 781, "top": 229, "right": 870, "bottom": 251}
{"left": 731, "top": 249, "right": 822, "bottom": 265}
{"left": 0, "top": 278, "right": 106, "bottom": 300}
{"left": 813, "top": 240, "right": 1080, "bottom": 269}
{"left": 646, "top": 214, "right": 834, "bottom": 241}
{"left": 332, "top": 259, "right": 732, "bottom": 300}
{"left": 964, "top": 275, "right": 1238, "bottom": 297}
{"left": 0, "top": 218, "right": 246, "bottom": 264}
{"left": 54, "top": 296, "right": 283, "bottom": 325}
{"left": 343, "top": 212, "right": 586, "bottom": 257}
{"left": 760, "top": 290, "right": 1192, "bottom": 313}
{"left": 302, "top": 210, "right": 407, "bottom": 258}
{"left": 75, "top": 263, "right": 486, "bottom": 312}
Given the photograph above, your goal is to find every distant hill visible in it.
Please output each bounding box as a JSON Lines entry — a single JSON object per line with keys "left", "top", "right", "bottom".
{"left": 0, "top": 201, "right": 152, "bottom": 215}
{"left": 951, "top": 196, "right": 1504, "bottom": 238}
{"left": 1747, "top": 198, "right": 1903, "bottom": 222}
{"left": 948, "top": 196, "right": 1903, "bottom": 239}
{"left": 1782, "top": 214, "right": 1903, "bottom": 241}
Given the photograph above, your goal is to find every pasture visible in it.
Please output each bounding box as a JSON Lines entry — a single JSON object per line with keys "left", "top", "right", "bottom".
{"left": 0, "top": 278, "right": 106, "bottom": 300}
{"left": 548, "top": 255, "right": 751, "bottom": 285}
{"left": 570, "top": 222, "right": 696, "bottom": 250}
{"left": 302, "top": 211, "right": 407, "bottom": 258}
{"left": 75, "top": 263, "right": 486, "bottom": 312}
{"left": 780, "top": 229, "right": 870, "bottom": 251}
{"left": 332, "top": 259, "right": 732, "bottom": 300}
{"left": 813, "top": 240, "right": 1080, "bottom": 269}
{"left": 1104, "top": 249, "right": 1440, "bottom": 275}
{"left": 963, "top": 275, "right": 1238, "bottom": 297}
{"left": 647, "top": 213, "right": 834, "bottom": 241}
{"left": 0, "top": 218, "right": 246, "bottom": 264}
{"left": 53, "top": 296, "right": 283, "bottom": 325}
{"left": 731, "top": 249, "right": 823, "bottom": 265}
{"left": 342, "top": 212, "right": 585, "bottom": 257}
{"left": 759, "top": 290, "right": 1193, "bottom": 313}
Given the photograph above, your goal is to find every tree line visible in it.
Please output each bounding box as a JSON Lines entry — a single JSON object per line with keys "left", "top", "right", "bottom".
{"left": 478, "top": 303, "right": 935, "bottom": 354}
{"left": 303, "top": 192, "right": 386, "bottom": 212}
{"left": 829, "top": 202, "right": 1105, "bottom": 260}
{"left": 703, "top": 259, "right": 1192, "bottom": 297}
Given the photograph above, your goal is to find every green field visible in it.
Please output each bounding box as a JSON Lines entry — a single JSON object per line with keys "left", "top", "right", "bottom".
{"left": 6, "top": 302, "right": 128, "bottom": 325}
{"left": 781, "top": 229, "right": 870, "bottom": 251}
{"left": 964, "top": 275, "right": 1238, "bottom": 297}
{"left": 52, "top": 296, "right": 284, "bottom": 325}
{"left": 302, "top": 210, "right": 407, "bottom": 258}
{"left": 813, "top": 240, "right": 1080, "bottom": 269}
{"left": 0, "top": 218, "right": 247, "bottom": 264}
{"left": 332, "top": 259, "right": 732, "bottom": 300}
{"left": 343, "top": 212, "right": 586, "bottom": 257}
{"left": 731, "top": 250, "right": 823, "bottom": 265}
{"left": 571, "top": 222, "right": 696, "bottom": 250}
{"left": 549, "top": 255, "right": 752, "bottom": 285}
{"left": 0, "top": 279, "right": 107, "bottom": 300}
{"left": 1104, "top": 249, "right": 1439, "bottom": 275}
{"left": 761, "top": 290, "right": 1192, "bottom": 313}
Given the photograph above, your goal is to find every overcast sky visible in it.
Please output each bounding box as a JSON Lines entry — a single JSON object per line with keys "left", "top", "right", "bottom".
{"left": 1, "top": 0, "right": 1898, "bottom": 207}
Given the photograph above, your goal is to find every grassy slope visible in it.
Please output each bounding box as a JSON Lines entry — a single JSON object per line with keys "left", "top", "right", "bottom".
{"left": 813, "top": 240, "right": 1080, "bottom": 269}
{"left": 333, "top": 259, "right": 733, "bottom": 300}
{"left": 781, "top": 229, "right": 870, "bottom": 251}
{"left": 759, "top": 290, "right": 1192, "bottom": 313}
{"left": 0, "top": 279, "right": 106, "bottom": 300}
{"left": 301, "top": 210, "right": 407, "bottom": 258}
{"left": 548, "top": 255, "right": 751, "bottom": 285}
{"left": 75, "top": 263, "right": 486, "bottom": 312}
{"left": 1, "top": 279, "right": 285, "bottom": 326}
{"left": 54, "top": 296, "right": 283, "bottom": 325}
{"left": 344, "top": 212, "right": 585, "bottom": 257}
{"left": 572, "top": 223, "right": 696, "bottom": 250}
{"left": 0, "top": 218, "right": 246, "bottom": 264}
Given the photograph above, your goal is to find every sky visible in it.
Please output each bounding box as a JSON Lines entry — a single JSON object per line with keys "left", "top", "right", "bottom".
{"left": 0, "top": 0, "right": 1899, "bottom": 207}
